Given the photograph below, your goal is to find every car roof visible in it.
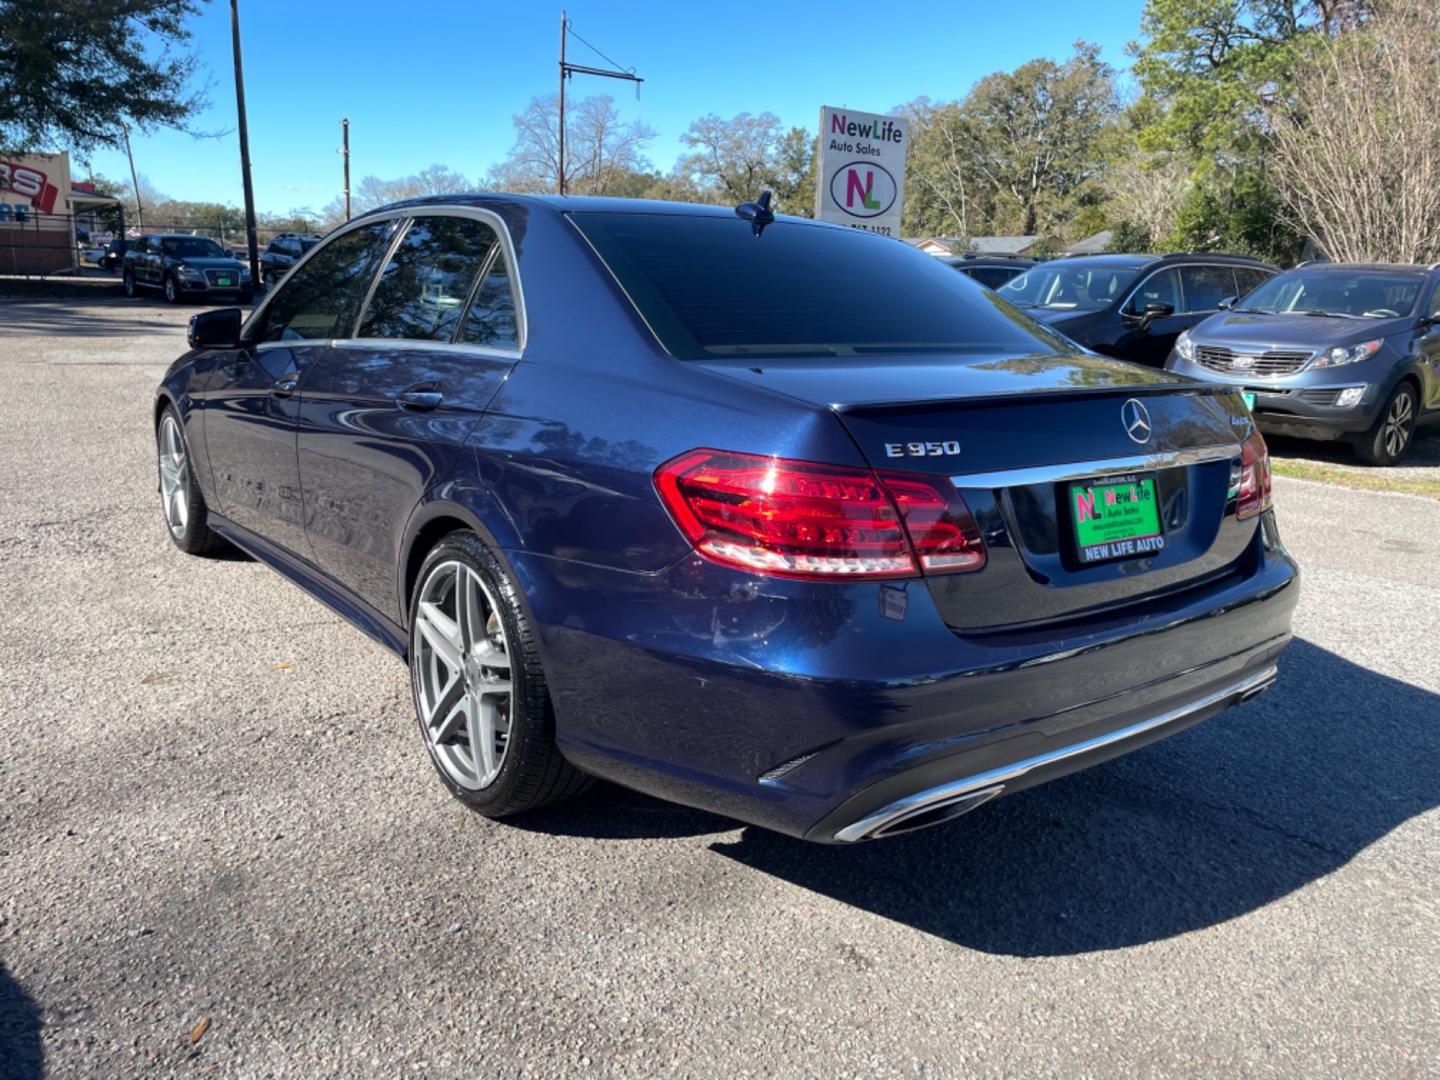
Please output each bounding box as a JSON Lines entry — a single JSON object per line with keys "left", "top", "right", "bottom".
{"left": 358, "top": 192, "right": 839, "bottom": 226}
{"left": 1039, "top": 252, "right": 1276, "bottom": 271}
{"left": 1283, "top": 261, "right": 1429, "bottom": 275}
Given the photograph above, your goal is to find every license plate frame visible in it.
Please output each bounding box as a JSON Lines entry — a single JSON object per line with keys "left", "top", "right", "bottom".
{"left": 1068, "top": 471, "right": 1165, "bottom": 564}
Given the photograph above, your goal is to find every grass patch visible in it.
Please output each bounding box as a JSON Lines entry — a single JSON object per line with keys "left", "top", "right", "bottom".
{"left": 1271, "top": 458, "right": 1440, "bottom": 499}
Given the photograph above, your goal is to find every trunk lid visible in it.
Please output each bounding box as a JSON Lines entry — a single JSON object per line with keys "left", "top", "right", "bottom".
{"left": 701, "top": 353, "right": 1254, "bottom": 632}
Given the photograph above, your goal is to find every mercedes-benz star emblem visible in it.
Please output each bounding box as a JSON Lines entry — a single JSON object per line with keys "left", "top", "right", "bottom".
{"left": 1122, "top": 398, "right": 1152, "bottom": 444}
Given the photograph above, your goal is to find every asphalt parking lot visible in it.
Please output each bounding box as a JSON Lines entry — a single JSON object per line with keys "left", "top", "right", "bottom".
{"left": 1, "top": 294, "right": 1437, "bottom": 1078}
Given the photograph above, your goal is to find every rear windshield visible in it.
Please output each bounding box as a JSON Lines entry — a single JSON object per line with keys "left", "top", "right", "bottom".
{"left": 1235, "top": 270, "right": 1425, "bottom": 319}
{"left": 571, "top": 212, "right": 1072, "bottom": 360}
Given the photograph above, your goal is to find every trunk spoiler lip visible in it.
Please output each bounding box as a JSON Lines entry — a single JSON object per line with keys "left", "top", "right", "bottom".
{"left": 825, "top": 383, "right": 1237, "bottom": 415}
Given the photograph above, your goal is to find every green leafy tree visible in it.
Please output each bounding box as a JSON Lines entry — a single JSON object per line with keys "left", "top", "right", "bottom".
{"left": 0, "top": 0, "right": 205, "bottom": 152}
{"left": 672, "top": 112, "right": 815, "bottom": 215}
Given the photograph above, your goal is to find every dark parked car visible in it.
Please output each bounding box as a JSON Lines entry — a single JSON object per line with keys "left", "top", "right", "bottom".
{"left": 259, "top": 232, "right": 322, "bottom": 286}
{"left": 1165, "top": 263, "right": 1440, "bottom": 465}
{"left": 997, "top": 253, "right": 1278, "bottom": 367}
{"left": 942, "top": 252, "right": 1035, "bottom": 290}
{"left": 123, "top": 234, "right": 253, "bottom": 304}
{"left": 153, "top": 196, "right": 1296, "bottom": 843}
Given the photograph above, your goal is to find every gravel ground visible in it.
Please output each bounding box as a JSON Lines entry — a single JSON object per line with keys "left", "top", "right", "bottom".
{"left": 1, "top": 297, "right": 1437, "bottom": 1079}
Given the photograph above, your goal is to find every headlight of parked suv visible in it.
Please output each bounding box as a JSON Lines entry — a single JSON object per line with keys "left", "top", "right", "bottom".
{"left": 239, "top": 267, "right": 252, "bottom": 280}
{"left": 1174, "top": 330, "right": 1194, "bottom": 362}
{"left": 1313, "top": 340, "right": 1382, "bottom": 368}
{"left": 179, "top": 266, "right": 206, "bottom": 282}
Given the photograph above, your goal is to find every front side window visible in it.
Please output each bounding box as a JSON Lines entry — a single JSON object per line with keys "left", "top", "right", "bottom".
{"left": 998, "top": 261, "right": 1140, "bottom": 313}
{"left": 358, "top": 215, "right": 500, "bottom": 341}
{"left": 576, "top": 212, "right": 1075, "bottom": 359}
{"left": 1179, "top": 266, "right": 1236, "bottom": 313}
{"left": 1237, "top": 270, "right": 1425, "bottom": 319}
{"left": 256, "top": 220, "right": 396, "bottom": 343}
{"left": 1126, "top": 268, "right": 1180, "bottom": 314}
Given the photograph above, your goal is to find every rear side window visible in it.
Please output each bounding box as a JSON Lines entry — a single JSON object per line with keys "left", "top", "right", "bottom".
{"left": 1233, "top": 266, "right": 1270, "bottom": 297}
{"left": 358, "top": 215, "right": 499, "bottom": 342}
{"left": 573, "top": 212, "right": 1071, "bottom": 360}
{"left": 257, "top": 220, "right": 395, "bottom": 343}
{"left": 1179, "top": 266, "right": 1235, "bottom": 313}
{"left": 458, "top": 255, "right": 520, "bottom": 349}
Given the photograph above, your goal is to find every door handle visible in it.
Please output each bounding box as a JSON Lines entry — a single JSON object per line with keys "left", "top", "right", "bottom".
{"left": 271, "top": 372, "right": 300, "bottom": 397}
{"left": 396, "top": 389, "right": 444, "bottom": 410}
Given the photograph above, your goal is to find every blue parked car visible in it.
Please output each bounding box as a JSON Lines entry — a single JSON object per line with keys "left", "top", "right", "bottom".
{"left": 1165, "top": 262, "right": 1440, "bottom": 465}
{"left": 154, "top": 195, "right": 1298, "bottom": 842}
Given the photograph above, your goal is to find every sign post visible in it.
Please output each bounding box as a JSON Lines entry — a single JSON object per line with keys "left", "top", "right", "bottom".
{"left": 814, "top": 106, "right": 910, "bottom": 238}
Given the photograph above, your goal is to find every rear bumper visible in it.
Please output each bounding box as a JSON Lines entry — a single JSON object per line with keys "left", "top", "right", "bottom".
{"left": 510, "top": 513, "right": 1299, "bottom": 841}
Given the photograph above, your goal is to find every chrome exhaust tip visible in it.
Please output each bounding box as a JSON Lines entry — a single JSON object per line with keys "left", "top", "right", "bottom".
{"left": 836, "top": 784, "right": 1004, "bottom": 842}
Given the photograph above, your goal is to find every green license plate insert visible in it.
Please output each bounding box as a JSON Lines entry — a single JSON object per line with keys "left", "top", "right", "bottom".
{"left": 1069, "top": 473, "right": 1165, "bottom": 563}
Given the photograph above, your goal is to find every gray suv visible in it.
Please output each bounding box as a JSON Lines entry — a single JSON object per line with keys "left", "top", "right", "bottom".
{"left": 1165, "top": 263, "right": 1440, "bottom": 464}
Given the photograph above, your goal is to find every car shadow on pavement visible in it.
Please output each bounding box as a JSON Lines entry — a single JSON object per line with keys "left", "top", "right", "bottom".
{"left": 0, "top": 299, "right": 184, "bottom": 339}
{"left": 707, "top": 638, "right": 1439, "bottom": 955}
{"left": 0, "top": 963, "right": 43, "bottom": 1079}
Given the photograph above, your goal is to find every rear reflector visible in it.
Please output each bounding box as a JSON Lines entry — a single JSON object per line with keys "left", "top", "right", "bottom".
{"left": 654, "top": 449, "right": 986, "bottom": 580}
{"left": 1236, "top": 429, "right": 1272, "bottom": 520}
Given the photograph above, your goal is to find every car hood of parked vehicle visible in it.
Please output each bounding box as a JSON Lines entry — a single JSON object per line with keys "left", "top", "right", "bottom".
{"left": 1189, "top": 310, "right": 1412, "bottom": 350}
{"left": 697, "top": 349, "right": 1185, "bottom": 410}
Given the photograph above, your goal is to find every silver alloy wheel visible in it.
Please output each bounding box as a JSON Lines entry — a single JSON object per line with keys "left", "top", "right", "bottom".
{"left": 1384, "top": 390, "right": 1414, "bottom": 459}
{"left": 412, "top": 560, "right": 512, "bottom": 790}
{"left": 123, "top": 270, "right": 135, "bottom": 297}
{"left": 164, "top": 275, "right": 177, "bottom": 303}
{"left": 157, "top": 414, "right": 189, "bottom": 538}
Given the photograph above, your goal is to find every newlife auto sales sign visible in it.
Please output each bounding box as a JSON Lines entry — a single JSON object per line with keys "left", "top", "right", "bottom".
{"left": 815, "top": 106, "right": 910, "bottom": 237}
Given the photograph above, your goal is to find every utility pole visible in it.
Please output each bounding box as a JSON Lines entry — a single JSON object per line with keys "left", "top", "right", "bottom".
{"left": 340, "top": 118, "right": 351, "bottom": 221}
{"left": 121, "top": 123, "right": 143, "bottom": 231}
{"left": 557, "top": 11, "right": 643, "bottom": 196}
{"left": 557, "top": 10, "right": 565, "bottom": 195}
{"left": 230, "top": 0, "right": 260, "bottom": 287}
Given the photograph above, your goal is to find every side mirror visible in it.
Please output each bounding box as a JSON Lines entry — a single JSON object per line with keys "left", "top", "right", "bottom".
{"left": 1131, "top": 301, "right": 1174, "bottom": 330}
{"left": 1218, "top": 295, "right": 1237, "bottom": 310}
{"left": 188, "top": 308, "right": 243, "bottom": 349}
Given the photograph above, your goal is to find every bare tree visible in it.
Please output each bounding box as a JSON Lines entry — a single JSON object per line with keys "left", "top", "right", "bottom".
{"left": 353, "top": 164, "right": 473, "bottom": 213}
{"left": 486, "top": 93, "right": 654, "bottom": 196}
{"left": 672, "top": 112, "right": 815, "bottom": 213}
{"left": 1269, "top": 0, "right": 1440, "bottom": 262}
{"left": 1103, "top": 152, "right": 1192, "bottom": 247}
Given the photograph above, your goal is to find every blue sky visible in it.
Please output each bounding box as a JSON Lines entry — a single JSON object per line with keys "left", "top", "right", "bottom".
{"left": 84, "top": 0, "right": 1147, "bottom": 215}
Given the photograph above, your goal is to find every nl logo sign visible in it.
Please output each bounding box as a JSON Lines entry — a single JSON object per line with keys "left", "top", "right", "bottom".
{"left": 816, "top": 106, "right": 909, "bottom": 237}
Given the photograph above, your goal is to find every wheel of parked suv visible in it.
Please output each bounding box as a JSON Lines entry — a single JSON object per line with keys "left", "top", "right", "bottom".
{"left": 408, "top": 532, "right": 590, "bottom": 817}
{"left": 156, "top": 407, "right": 224, "bottom": 555}
{"left": 123, "top": 268, "right": 137, "bottom": 298}
{"left": 1355, "top": 382, "right": 1418, "bottom": 466}
{"left": 163, "top": 274, "right": 180, "bottom": 304}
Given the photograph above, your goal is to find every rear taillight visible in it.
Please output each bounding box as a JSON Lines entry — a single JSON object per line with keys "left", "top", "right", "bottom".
{"left": 654, "top": 449, "right": 985, "bottom": 580}
{"left": 1236, "top": 429, "right": 1273, "bottom": 520}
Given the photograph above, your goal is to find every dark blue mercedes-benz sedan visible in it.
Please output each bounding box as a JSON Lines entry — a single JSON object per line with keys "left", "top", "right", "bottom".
{"left": 154, "top": 194, "right": 1298, "bottom": 842}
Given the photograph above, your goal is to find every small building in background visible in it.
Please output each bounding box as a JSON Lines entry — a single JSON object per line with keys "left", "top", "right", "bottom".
{"left": 0, "top": 151, "right": 122, "bottom": 275}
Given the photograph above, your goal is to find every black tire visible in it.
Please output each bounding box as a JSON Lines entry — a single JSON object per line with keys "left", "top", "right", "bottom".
{"left": 156, "top": 406, "right": 226, "bottom": 556}
{"left": 122, "top": 268, "right": 138, "bottom": 298}
{"left": 1354, "top": 382, "right": 1418, "bottom": 466}
{"left": 163, "top": 273, "right": 181, "bottom": 304}
{"left": 408, "top": 531, "right": 591, "bottom": 817}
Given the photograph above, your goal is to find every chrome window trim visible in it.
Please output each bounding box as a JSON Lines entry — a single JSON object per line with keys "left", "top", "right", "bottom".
{"left": 834, "top": 664, "right": 1279, "bottom": 842}
{"left": 949, "top": 442, "right": 1239, "bottom": 490}
{"left": 251, "top": 337, "right": 520, "bottom": 362}
{"left": 240, "top": 204, "right": 529, "bottom": 354}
